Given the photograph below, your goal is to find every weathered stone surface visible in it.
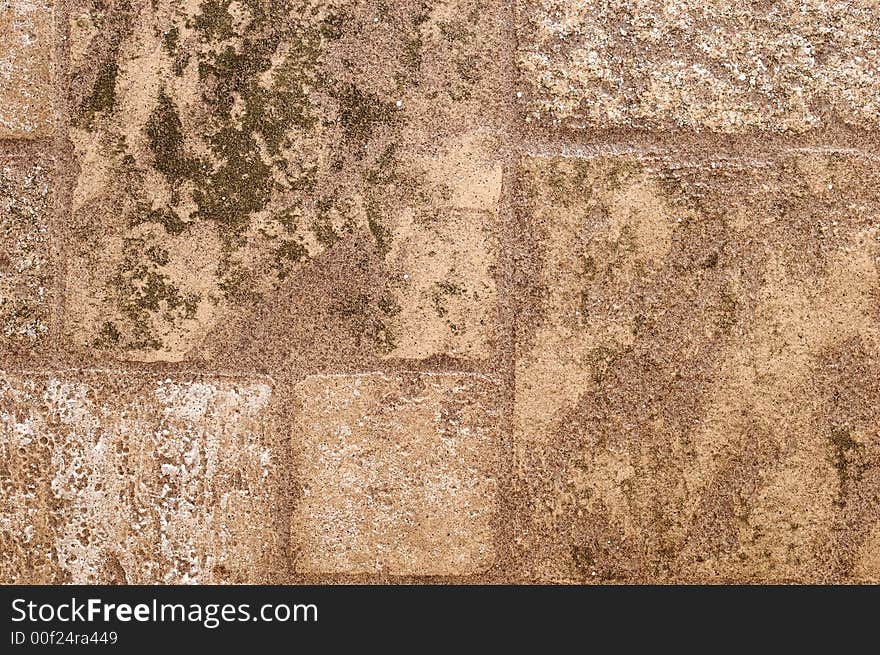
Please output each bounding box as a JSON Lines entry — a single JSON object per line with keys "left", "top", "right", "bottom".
{"left": 0, "top": 0, "right": 55, "bottom": 137}
{"left": 0, "top": 154, "right": 53, "bottom": 346}
{"left": 854, "top": 525, "right": 880, "bottom": 583}
{"left": 65, "top": 0, "right": 503, "bottom": 362}
{"left": 383, "top": 207, "right": 498, "bottom": 359}
{"left": 518, "top": 1, "right": 880, "bottom": 132}
{"left": 0, "top": 371, "right": 278, "bottom": 583}
{"left": 292, "top": 372, "right": 499, "bottom": 575}
{"left": 515, "top": 152, "right": 880, "bottom": 583}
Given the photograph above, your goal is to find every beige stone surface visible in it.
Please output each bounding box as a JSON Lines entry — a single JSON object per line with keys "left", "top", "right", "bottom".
{"left": 5, "top": 0, "right": 880, "bottom": 587}
{"left": 0, "top": 371, "right": 279, "bottom": 583}
{"left": 0, "top": 153, "right": 53, "bottom": 347}
{"left": 291, "top": 372, "right": 499, "bottom": 576}
{"left": 515, "top": 152, "right": 880, "bottom": 583}
{"left": 0, "top": 0, "right": 55, "bottom": 137}
{"left": 853, "top": 525, "right": 880, "bottom": 583}
{"left": 64, "top": 0, "right": 503, "bottom": 363}
{"left": 518, "top": 1, "right": 880, "bottom": 132}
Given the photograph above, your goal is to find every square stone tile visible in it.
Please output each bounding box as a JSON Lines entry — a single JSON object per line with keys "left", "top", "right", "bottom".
{"left": 0, "top": 371, "right": 279, "bottom": 583}
{"left": 0, "top": 153, "right": 53, "bottom": 346}
{"left": 517, "top": 1, "right": 880, "bottom": 132}
{"left": 0, "top": 0, "right": 55, "bottom": 137}
{"left": 292, "top": 372, "right": 499, "bottom": 576}
{"left": 64, "top": 0, "right": 504, "bottom": 363}
{"left": 515, "top": 152, "right": 880, "bottom": 583}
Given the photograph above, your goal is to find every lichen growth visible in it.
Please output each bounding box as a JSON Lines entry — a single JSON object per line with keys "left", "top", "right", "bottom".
{"left": 366, "top": 200, "right": 392, "bottom": 257}
{"left": 431, "top": 280, "right": 464, "bottom": 318}
{"left": 104, "top": 238, "right": 200, "bottom": 351}
{"left": 335, "top": 84, "right": 398, "bottom": 153}
{"left": 145, "top": 90, "right": 199, "bottom": 184}
{"left": 828, "top": 425, "right": 865, "bottom": 507}
{"left": 78, "top": 60, "right": 118, "bottom": 129}
{"left": 274, "top": 239, "right": 308, "bottom": 279}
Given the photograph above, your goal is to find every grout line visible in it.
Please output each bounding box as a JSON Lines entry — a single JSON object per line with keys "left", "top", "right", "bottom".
{"left": 49, "top": 0, "right": 75, "bottom": 369}
{"left": 492, "top": 163, "right": 518, "bottom": 583}
{"left": 0, "top": 137, "right": 56, "bottom": 146}
{"left": 489, "top": 0, "right": 525, "bottom": 583}
{"left": 522, "top": 125, "right": 880, "bottom": 154}
{"left": 521, "top": 139, "right": 880, "bottom": 161}
{"left": 0, "top": 366, "right": 276, "bottom": 382}
{"left": 284, "top": 369, "right": 501, "bottom": 381}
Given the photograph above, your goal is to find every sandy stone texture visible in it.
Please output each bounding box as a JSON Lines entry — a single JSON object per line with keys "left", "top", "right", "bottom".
{"left": 0, "top": 152, "right": 53, "bottom": 348}
{"left": 291, "top": 372, "right": 499, "bottom": 576}
{"left": 0, "top": 371, "right": 280, "bottom": 583}
{"left": 0, "top": 0, "right": 55, "bottom": 137}
{"left": 515, "top": 152, "right": 880, "bottom": 583}
{"left": 518, "top": 0, "right": 880, "bottom": 132}
{"left": 64, "top": 0, "right": 503, "bottom": 363}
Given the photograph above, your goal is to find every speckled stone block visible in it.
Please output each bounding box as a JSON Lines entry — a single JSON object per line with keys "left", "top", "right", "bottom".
{"left": 518, "top": 0, "right": 880, "bottom": 132}
{"left": 292, "top": 372, "right": 499, "bottom": 576}
{"left": 515, "top": 152, "right": 880, "bottom": 583}
{"left": 65, "top": 0, "right": 503, "bottom": 363}
{"left": 0, "top": 154, "right": 53, "bottom": 346}
{"left": 0, "top": 371, "right": 279, "bottom": 584}
{"left": 0, "top": 0, "right": 55, "bottom": 137}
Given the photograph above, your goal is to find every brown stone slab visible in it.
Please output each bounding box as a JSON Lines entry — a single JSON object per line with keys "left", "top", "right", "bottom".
{"left": 64, "top": 0, "right": 504, "bottom": 363}
{"left": 0, "top": 0, "right": 55, "bottom": 137}
{"left": 517, "top": 1, "right": 880, "bottom": 133}
{"left": 0, "top": 371, "right": 279, "bottom": 583}
{"left": 0, "top": 152, "right": 53, "bottom": 348}
{"left": 291, "top": 372, "right": 499, "bottom": 576}
{"left": 515, "top": 151, "right": 880, "bottom": 583}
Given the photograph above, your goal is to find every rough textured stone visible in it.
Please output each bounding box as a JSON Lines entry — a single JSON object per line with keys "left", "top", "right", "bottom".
{"left": 10, "top": 0, "right": 880, "bottom": 589}
{"left": 65, "top": 0, "right": 503, "bottom": 362}
{"left": 0, "top": 154, "right": 53, "bottom": 346}
{"left": 292, "top": 372, "right": 499, "bottom": 576}
{"left": 0, "top": 0, "right": 55, "bottom": 137}
{"left": 518, "top": 1, "right": 880, "bottom": 132}
{"left": 853, "top": 525, "right": 880, "bottom": 582}
{"left": 515, "top": 152, "right": 880, "bottom": 583}
{"left": 0, "top": 371, "right": 278, "bottom": 584}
